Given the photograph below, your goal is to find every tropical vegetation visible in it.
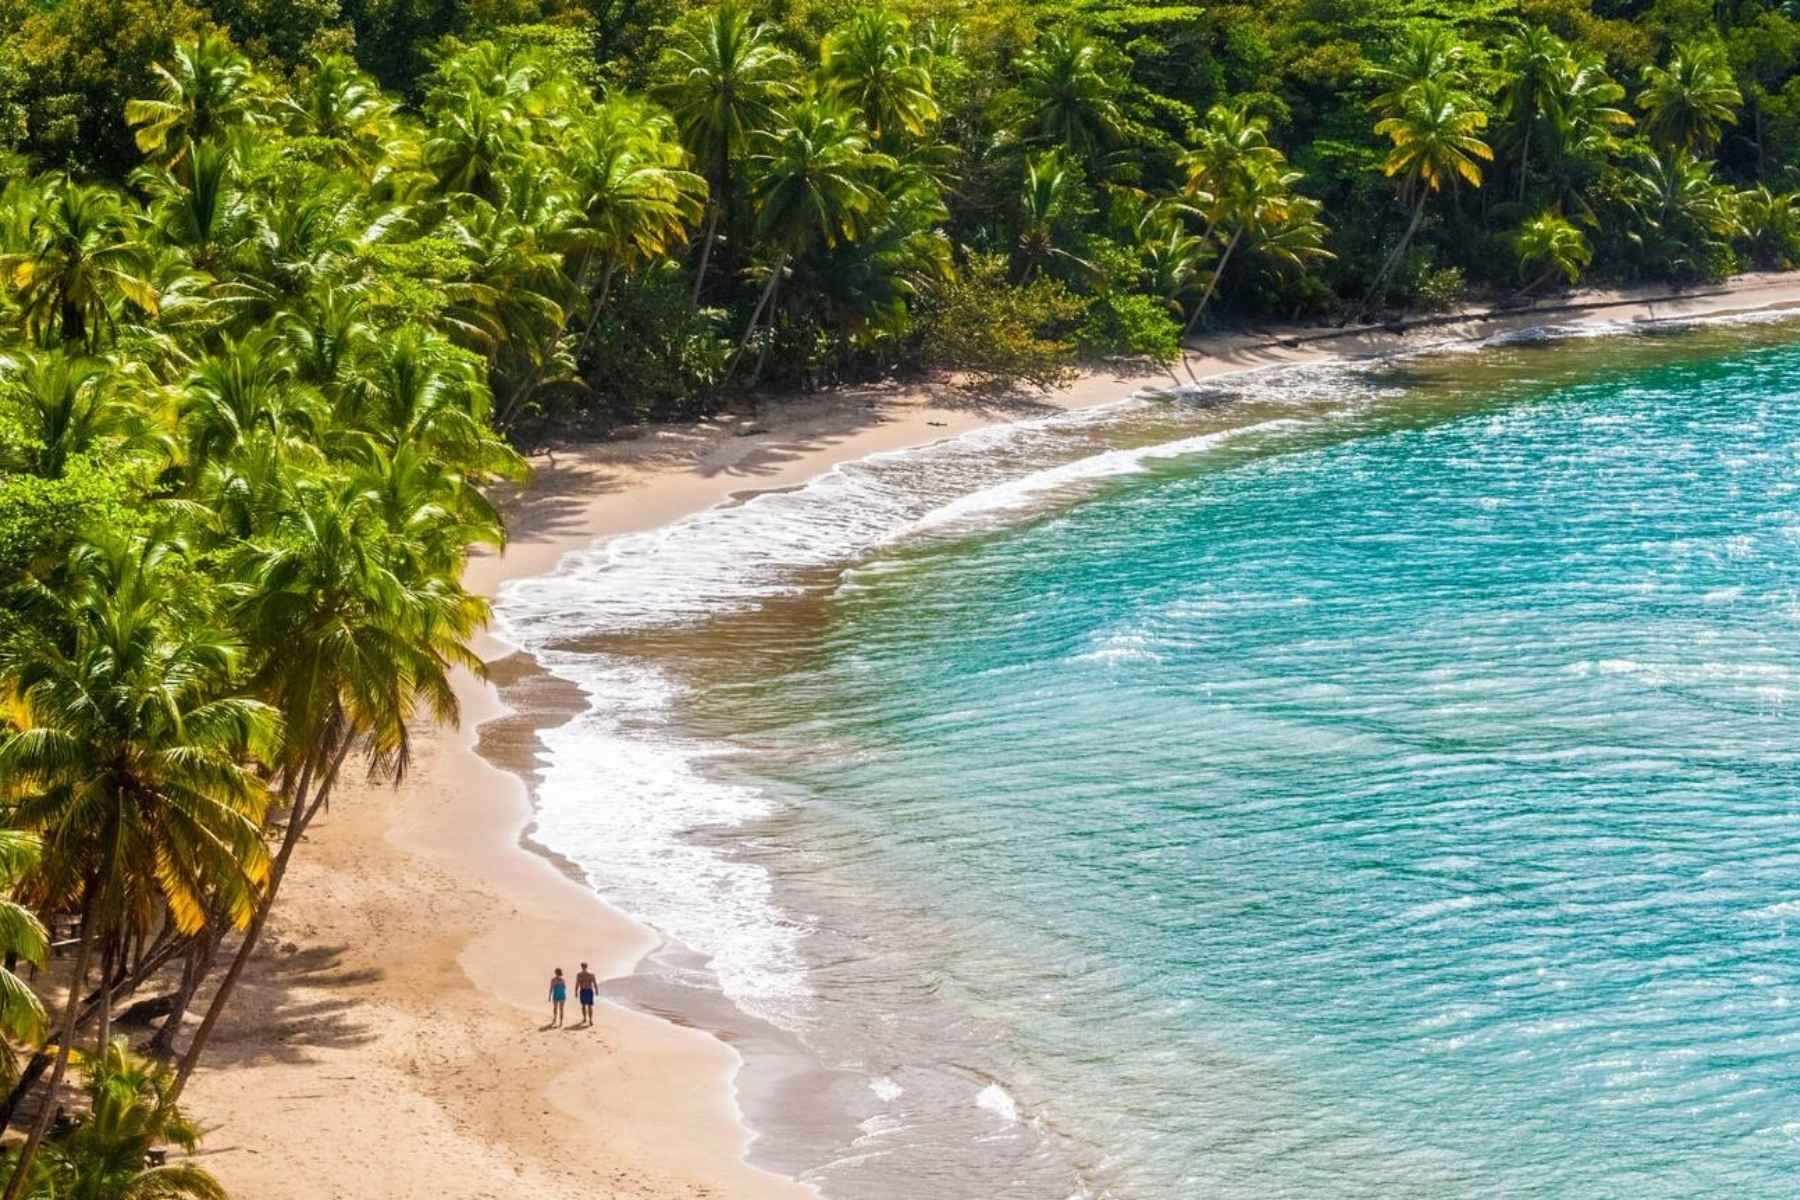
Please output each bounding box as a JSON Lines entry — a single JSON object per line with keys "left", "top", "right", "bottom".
{"left": 0, "top": 0, "right": 1798, "bottom": 1191}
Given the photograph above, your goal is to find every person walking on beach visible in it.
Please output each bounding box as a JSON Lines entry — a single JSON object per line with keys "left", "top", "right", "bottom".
{"left": 575, "top": 963, "right": 598, "bottom": 1027}
{"left": 549, "top": 967, "right": 568, "bottom": 1027}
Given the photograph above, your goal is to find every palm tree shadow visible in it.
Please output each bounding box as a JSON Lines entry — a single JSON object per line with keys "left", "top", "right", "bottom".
{"left": 176, "top": 943, "right": 380, "bottom": 1068}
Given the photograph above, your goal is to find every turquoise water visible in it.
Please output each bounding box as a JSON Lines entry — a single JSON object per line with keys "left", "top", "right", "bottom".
{"left": 695, "top": 327, "right": 1800, "bottom": 1197}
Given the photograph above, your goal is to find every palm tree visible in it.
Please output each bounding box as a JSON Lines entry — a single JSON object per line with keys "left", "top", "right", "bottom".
{"left": 728, "top": 99, "right": 888, "bottom": 386}
{"left": 565, "top": 97, "right": 706, "bottom": 325}
{"left": 1177, "top": 104, "right": 1292, "bottom": 331}
{"left": 1135, "top": 204, "right": 1208, "bottom": 316}
{"left": 180, "top": 329, "right": 320, "bottom": 470}
{"left": 0, "top": 179, "right": 159, "bottom": 349}
{"left": 0, "top": 352, "right": 159, "bottom": 478}
{"left": 1513, "top": 210, "right": 1592, "bottom": 293}
{"left": 137, "top": 139, "right": 256, "bottom": 274}
{"left": 0, "top": 531, "right": 276, "bottom": 1200}
{"left": 653, "top": 1, "right": 798, "bottom": 308}
{"left": 1369, "top": 29, "right": 1473, "bottom": 119}
{"left": 1014, "top": 152, "right": 1097, "bottom": 281}
{"left": 1737, "top": 185, "right": 1800, "bottom": 268}
{"left": 1539, "top": 53, "right": 1634, "bottom": 216}
{"left": 0, "top": 832, "right": 49, "bottom": 1086}
{"left": 1637, "top": 42, "right": 1742, "bottom": 153}
{"left": 169, "top": 478, "right": 489, "bottom": 1103}
{"left": 821, "top": 7, "right": 939, "bottom": 145}
{"left": 1351, "top": 78, "right": 1494, "bottom": 324}
{"left": 1497, "top": 25, "right": 1570, "bottom": 201}
{"left": 285, "top": 53, "right": 393, "bottom": 174}
{"left": 1011, "top": 30, "right": 1124, "bottom": 164}
{"left": 22, "top": 1038, "right": 224, "bottom": 1200}
{"left": 124, "top": 36, "right": 265, "bottom": 167}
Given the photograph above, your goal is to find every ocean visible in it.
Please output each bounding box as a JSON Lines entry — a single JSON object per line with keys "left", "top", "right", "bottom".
{"left": 495, "top": 315, "right": 1800, "bottom": 1198}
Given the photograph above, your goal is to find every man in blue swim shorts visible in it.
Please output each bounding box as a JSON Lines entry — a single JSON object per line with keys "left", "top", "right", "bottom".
{"left": 575, "top": 962, "right": 597, "bottom": 1027}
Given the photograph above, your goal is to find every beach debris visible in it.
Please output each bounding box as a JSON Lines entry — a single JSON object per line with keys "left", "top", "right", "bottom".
{"left": 607, "top": 424, "right": 645, "bottom": 441}
{"left": 734, "top": 423, "right": 769, "bottom": 437}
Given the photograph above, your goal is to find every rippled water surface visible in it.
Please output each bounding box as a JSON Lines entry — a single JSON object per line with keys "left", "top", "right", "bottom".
{"left": 499, "top": 320, "right": 1800, "bottom": 1198}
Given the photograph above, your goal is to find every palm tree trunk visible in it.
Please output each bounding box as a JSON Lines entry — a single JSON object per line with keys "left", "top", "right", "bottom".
{"left": 1182, "top": 227, "right": 1242, "bottom": 339}
{"left": 94, "top": 939, "right": 113, "bottom": 1060}
{"left": 2, "top": 895, "right": 94, "bottom": 1200}
{"left": 1349, "top": 192, "right": 1427, "bottom": 326}
{"left": 690, "top": 202, "right": 722, "bottom": 311}
{"left": 168, "top": 737, "right": 353, "bottom": 1105}
{"left": 1517, "top": 120, "right": 1532, "bottom": 204}
{"left": 749, "top": 267, "right": 785, "bottom": 387}
{"left": 722, "top": 254, "right": 786, "bottom": 389}
{"left": 149, "top": 929, "right": 218, "bottom": 1059}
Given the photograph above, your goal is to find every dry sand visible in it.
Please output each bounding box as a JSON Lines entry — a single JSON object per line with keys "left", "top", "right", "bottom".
{"left": 179, "top": 274, "right": 1800, "bottom": 1199}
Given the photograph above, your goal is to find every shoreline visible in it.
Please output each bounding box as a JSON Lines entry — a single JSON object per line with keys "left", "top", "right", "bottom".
{"left": 183, "top": 272, "right": 1800, "bottom": 1199}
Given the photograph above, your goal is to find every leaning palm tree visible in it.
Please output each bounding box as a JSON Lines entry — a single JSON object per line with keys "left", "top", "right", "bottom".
{"left": 653, "top": 1, "right": 799, "bottom": 308}
{"left": 565, "top": 97, "right": 707, "bottom": 320}
{"left": 1011, "top": 30, "right": 1124, "bottom": 165}
{"left": 821, "top": 7, "right": 939, "bottom": 145}
{"left": 168, "top": 478, "right": 490, "bottom": 1103}
{"left": 728, "top": 99, "right": 888, "bottom": 385}
{"left": 124, "top": 35, "right": 265, "bottom": 167}
{"left": 1637, "top": 42, "right": 1742, "bottom": 154}
{"left": 1351, "top": 77, "right": 1494, "bottom": 324}
{"left": 1177, "top": 104, "right": 1291, "bottom": 331}
{"left": 0, "top": 531, "right": 276, "bottom": 1200}
{"left": 1497, "top": 24, "right": 1571, "bottom": 201}
{"left": 0, "top": 179, "right": 159, "bottom": 349}
{"left": 1513, "top": 210, "right": 1592, "bottom": 293}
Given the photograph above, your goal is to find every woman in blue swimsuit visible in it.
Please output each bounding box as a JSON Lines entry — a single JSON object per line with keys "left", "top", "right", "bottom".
{"left": 548, "top": 967, "right": 567, "bottom": 1027}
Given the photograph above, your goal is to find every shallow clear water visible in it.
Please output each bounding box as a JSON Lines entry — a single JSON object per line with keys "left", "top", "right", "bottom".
{"left": 498, "top": 319, "right": 1800, "bottom": 1199}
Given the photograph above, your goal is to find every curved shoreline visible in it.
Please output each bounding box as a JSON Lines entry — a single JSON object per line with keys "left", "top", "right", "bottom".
{"left": 183, "top": 273, "right": 1800, "bottom": 1200}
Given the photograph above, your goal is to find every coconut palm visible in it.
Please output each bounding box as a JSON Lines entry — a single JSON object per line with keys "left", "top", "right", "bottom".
{"left": 566, "top": 97, "right": 707, "bottom": 317}
{"left": 1011, "top": 30, "right": 1124, "bottom": 164}
{"left": 1177, "top": 104, "right": 1293, "bottom": 331}
{"left": 653, "top": 1, "right": 798, "bottom": 308}
{"left": 1014, "top": 152, "right": 1096, "bottom": 282}
{"left": 180, "top": 329, "right": 320, "bottom": 470}
{"left": 1540, "top": 52, "right": 1634, "bottom": 214}
{"left": 137, "top": 139, "right": 256, "bottom": 274}
{"left": 124, "top": 36, "right": 265, "bottom": 167}
{"left": 1369, "top": 29, "right": 1474, "bottom": 119}
{"left": 285, "top": 53, "right": 393, "bottom": 173}
{"left": 22, "top": 1038, "right": 224, "bottom": 1200}
{"left": 728, "top": 99, "right": 888, "bottom": 385}
{"left": 0, "top": 352, "right": 158, "bottom": 478}
{"left": 0, "top": 179, "right": 158, "bottom": 349}
{"left": 169, "top": 478, "right": 489, "bottom": 1102}
{"left": 1737, "top": 185, "right": 1800, "bottom": 268}
{"left": 0, "top": 833, "right": 49, "bottom": 1086}
{"left": 1352, "top": 78, "right": 1494, "bottom": 324}
{"left": 821, "top": 7, "right": 939, "bottom": 145}
{"left": 1637, "top": 42, "right": 1742, "bottom": 153}
{"left": 0, "top": 531, "right": 276, "bottom": 1200}
{"left": 1497, "top": 25, "right": 1571, "bottom": 201}
{"left": 1513, "top": 210, "right": 1592, "bottom": 292}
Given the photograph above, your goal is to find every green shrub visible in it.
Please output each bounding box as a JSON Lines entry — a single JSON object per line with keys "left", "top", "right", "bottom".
{"left": 914, "top": 253, "right": 1083, "bottom": 392}
{"left": 581, "top": 262, "right": 731, "bottom": 422}
{"left": 1076, "top": 290, "right": 1181, "bottom": 362}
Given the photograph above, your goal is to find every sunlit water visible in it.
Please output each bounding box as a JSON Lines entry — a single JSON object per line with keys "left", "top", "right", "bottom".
{"left": 496, "top": 318, "right": 1800, "bottom": 1198}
